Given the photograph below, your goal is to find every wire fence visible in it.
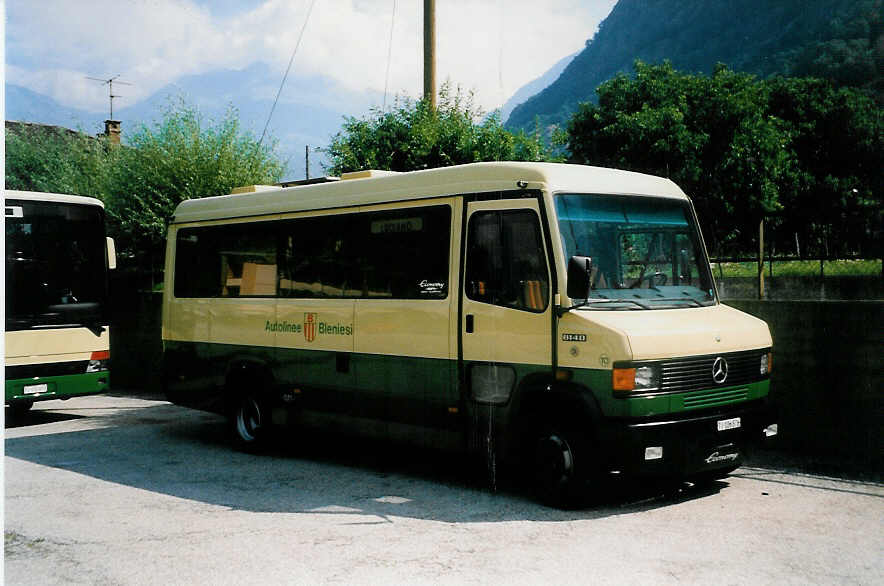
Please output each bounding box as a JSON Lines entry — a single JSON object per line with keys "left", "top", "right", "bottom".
{"left": 712, "top": 256, "right": 883, "bottom": 300}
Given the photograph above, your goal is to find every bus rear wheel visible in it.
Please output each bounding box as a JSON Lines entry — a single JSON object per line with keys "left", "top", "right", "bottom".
{"left": 530, "top": 423, "right": 593, "bottom": 509}
{"left": 230, "top": 394, "right": 268, "bottom": 451}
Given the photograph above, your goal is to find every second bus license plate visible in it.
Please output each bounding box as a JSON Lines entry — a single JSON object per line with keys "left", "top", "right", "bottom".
{"left": 23, "top": 383, "right": 49, "bottom": 395}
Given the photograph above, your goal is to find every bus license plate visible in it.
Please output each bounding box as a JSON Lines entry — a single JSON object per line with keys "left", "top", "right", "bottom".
{"left": 23, "top": 383, "right": 48, "bottom": 395}
{"left": 717, "top": 417, "right": 741, "bottom": 431}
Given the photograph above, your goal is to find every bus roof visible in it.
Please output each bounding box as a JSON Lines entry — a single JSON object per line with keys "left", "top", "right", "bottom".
{"left": 4, "top": 189, "right": 105, "bottom": 209}
{"left": 171, "top": 162, "right": 688, "bottom": 224}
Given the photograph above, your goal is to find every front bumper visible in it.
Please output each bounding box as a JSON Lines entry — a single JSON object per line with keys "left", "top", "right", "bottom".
{"left": 5, "top": 371, "right": 109, "bottom": 404}
{"left": 598, "top": 398, "right": 776, "bottom": 479}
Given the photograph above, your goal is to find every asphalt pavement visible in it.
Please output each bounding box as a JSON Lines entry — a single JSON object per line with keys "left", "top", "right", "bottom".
{"left": 5, "top": 394, "right": 883, "bottom": 585}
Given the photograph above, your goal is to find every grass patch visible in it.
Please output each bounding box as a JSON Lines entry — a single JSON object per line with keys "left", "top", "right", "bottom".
{"left": 712, "top": 259, "right": 882, "bottom": 278}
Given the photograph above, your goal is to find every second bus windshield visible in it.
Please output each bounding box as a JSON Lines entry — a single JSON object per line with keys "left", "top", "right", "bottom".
{"left": 555, "top": 194, "right": 715, "bottom": 307}
{"left": 5, "top": 199, "right": 108, "bottom": 330}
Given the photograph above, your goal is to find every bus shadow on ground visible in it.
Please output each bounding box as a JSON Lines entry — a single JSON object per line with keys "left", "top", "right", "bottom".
{"left": 5, "top": 402, "right": 729, "bottom": 523}
{"left": 4, "top": 407, "right": 87, "bottom": 428}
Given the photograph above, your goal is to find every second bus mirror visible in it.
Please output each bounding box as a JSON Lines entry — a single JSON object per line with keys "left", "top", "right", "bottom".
{"left": 567, "top": 255, "right": 593, "bottom": 300}
{"left": 106, "top": 237, "right": 117, "bottom": 270}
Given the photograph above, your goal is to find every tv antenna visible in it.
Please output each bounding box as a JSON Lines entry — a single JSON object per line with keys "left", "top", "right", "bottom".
{"left": 86, "top": 75, "right": 133, "bottom": 119}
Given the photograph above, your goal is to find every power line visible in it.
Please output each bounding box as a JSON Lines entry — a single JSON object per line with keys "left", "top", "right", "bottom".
{"left": 258, "top": 0, "right": 317, "bottom": 146}
{"left": 383, "top": 0, "right": 397, "bottom": 110}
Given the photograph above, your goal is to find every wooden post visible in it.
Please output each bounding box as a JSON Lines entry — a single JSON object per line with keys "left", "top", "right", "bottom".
{"left": 424, "top": 0, "right": 436, "bottom": 109}
{"left": 305, "top": 145, "right": 310, "bottom": 180}
{"left": 758, "top": 218, "right": 765, "bottom": 299}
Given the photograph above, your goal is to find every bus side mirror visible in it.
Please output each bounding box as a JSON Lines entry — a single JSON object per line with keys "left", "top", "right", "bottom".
{"left": 106, "top": 237, "right": 117, "bottom": 270}
{"left": 566, "top": 255, "right": 592, "bottom": 300}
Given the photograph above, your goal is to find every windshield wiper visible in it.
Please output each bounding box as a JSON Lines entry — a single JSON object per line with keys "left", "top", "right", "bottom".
{"left": 577, "top": 298, "right": 651, "bottom": 310}
{"left": 648, "top": 297, "right": 707, "bottom": 307}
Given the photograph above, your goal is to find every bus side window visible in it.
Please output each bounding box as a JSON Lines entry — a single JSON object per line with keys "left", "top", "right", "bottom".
{"left": 356, "top": 206, "right": 450, "bottom": 299}
{"left": 175, "top": 224, "right": 277, "bottom": 298}
{"left": 466, "top": 210, "right": 549, "bottom": 312}
{"left": 175, "top": 228, "right": 221, "bottom": 298}
{"left": 279, "top": 215, "right": 354, "bottom": 298}
{"left": 218, "top": 223, "right": 277, "bottom": 297}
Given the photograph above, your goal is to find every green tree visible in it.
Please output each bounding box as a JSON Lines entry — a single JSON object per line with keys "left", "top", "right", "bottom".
{"left": 566, "top": 61, "right": 882, "bottom": 258}
{"left": 106, "top": 100, "right": 285, "bottom": 278}
{"left": 765, "top": 76, "right": 882, "bottom": 257}
{"left": 566, "top": 61, "right": 793, "bottom": 254}
{"left": 5, "top": 101, "right": 286, "bottom": 282}
{"left": 325, "top": 83, "right": 555, "bottom": 175}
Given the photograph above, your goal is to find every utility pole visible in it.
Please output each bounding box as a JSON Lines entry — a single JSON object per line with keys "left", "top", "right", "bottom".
{"left": 423, "top": 0, "right": 436, "bottom": 109}
{"left": 305, "top": 145, "right": 310, "bottom": 180}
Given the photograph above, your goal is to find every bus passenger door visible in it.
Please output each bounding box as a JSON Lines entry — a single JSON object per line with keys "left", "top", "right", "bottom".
{"left": 460, "top": 199, "right": 552, "bottom": 435}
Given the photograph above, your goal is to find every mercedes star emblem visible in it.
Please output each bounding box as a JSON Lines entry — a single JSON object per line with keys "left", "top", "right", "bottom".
{"left": 712, "top": 356, "right": 729, "bottom": 384}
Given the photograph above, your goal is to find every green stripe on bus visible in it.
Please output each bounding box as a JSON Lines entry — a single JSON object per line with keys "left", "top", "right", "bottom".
{"left": 164, "top": 340, "right": 769, "bottom": 420}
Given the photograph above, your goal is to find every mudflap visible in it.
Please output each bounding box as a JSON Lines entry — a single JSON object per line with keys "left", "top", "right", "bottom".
{"left": 684, "top": 439, "right": 744, "bottom": 477}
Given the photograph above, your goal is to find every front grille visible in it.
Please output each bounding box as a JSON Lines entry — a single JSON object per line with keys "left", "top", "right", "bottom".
{"left": 6, "top": 361, "right": 89, "bottom": 381}
{"left": 682, "top": 386, "right": 749, "bottom": 409}
{"left": 660, "top": 350, "right": 767, "bottom": 394}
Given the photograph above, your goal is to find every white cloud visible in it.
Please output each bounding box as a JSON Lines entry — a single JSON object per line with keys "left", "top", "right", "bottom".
{"left": 6, "top": 0, "right": 616, "bottom": 113}
{"left": 6, "top": 0, "right": 230, "bottom": 111}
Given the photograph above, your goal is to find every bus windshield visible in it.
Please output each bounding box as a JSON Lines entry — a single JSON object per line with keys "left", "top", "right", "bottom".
{"left": 5, "top": 199, "right": 108, "bottom": 331}
{"left": 555, "top": 193, "right": 715, "bottom": 308}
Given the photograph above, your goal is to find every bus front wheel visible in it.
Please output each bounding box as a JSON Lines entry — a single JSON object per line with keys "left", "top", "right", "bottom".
{"left": 530, "top": 423, "right": 593, "bottom": 509}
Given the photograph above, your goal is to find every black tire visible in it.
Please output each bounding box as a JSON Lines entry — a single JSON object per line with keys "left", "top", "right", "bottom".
{"left": 7, "top": 399, "right": 35, "bottom": 417}
{"left": 530, "top": 423, "right": 594, "bottom": 509}
{"left": 230, "top": 393, "right": 269, "bottom": 452}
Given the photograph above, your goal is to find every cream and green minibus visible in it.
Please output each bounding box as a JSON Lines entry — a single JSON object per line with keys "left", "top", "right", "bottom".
{"left": 162, "top": 162, "right": 776, "bottom": 506}
{"left": 5, "top": 190, "right": 115, "bottom": 415}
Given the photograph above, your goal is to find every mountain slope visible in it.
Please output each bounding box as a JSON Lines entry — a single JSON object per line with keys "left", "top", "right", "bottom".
{"left": 5, "top": 85, "right": 107, "bottom": 134}
{"left": 506, "top": 0, "right": 881, "bottom": 130}
{"left": 499, "top": 52, "right": 577, "bottom": 122}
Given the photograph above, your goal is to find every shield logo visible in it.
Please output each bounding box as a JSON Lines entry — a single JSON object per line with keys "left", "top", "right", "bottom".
{"left": 304, "top": 312, "right": 317, "bottom": 342}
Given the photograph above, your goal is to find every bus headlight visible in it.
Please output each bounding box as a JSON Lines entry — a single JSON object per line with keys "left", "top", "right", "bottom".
{"left": 613, "top": 364, "right": 660, "bottom": 392}
{"left": 634, "top": 365, "right": 660, "bottom": 389}
{"left": 760, "top": 352, "right": 772, "bottom": 376}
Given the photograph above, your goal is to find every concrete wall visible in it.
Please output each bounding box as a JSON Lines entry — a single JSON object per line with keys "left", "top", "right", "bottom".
{"left": 728, "top": 300, "right": 883, "bottom": 473}
{"left": 109, "top": 291, "right": 164, "bottom": 392}
{"left": 718, "top": 275, "right": 883, "bottom": 301}
{"left": 109, "top": 294, "right": 882, "bottom": 473}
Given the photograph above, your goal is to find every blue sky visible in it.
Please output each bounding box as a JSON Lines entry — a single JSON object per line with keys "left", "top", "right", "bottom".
{"left": 4, "top": 0, "right": 616, "bottom": 176}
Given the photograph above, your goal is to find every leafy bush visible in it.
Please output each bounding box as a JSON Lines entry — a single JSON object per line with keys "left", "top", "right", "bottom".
{"left": 5, "top": 100, "right": 286, "bottom": 279}
{"left": 105, "top": 99, "right": 285, "bottom": 275}
{"left": 325, "top": 83, "right": 556, "bottom": 175}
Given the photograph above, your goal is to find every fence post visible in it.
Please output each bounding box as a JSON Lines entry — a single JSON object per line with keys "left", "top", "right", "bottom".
{"left": 758, "top": 218, "right": 765, "bottom": 299}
